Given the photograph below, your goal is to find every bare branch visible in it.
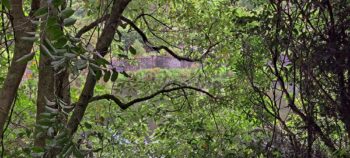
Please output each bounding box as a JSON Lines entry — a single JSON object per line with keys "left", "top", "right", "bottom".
{"left": 74, "top": 15, "right": 219, "bottom": 62}
{"left": 89, "top": 85, "right": 216, "bottom": 110}
{"left": 121, "top": 16, "right": 219, "bottom": 62}
{"left": 75, "top": 14, "right": 110, "bottom": 38}
{"left": 134, "top": 13, "right": 172, "bottom": 29}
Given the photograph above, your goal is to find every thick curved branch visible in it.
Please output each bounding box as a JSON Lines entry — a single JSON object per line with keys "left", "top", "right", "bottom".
{"left": 74, "top": 15, "right": 218, "bottom": 62}
{"left": 138, "top": 13, "right": 181, "bottom": 49}
{"left": 121, "top": 16, "right": 219, "bottom": 62}
{"left": 75, "top": 14, "right": 110, "bottom": 38}
{"left": 89, "top": 86, "right": 216, "bottom": 110}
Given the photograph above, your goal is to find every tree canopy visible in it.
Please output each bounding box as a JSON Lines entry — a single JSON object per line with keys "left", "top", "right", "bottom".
{"left": 0, "top": 0, "right": 349, "bottom": 157}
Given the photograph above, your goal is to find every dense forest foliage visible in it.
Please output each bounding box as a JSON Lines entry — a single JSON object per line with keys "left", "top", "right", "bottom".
{"left": 0, "top": 0, "right": 349, "bottom": 157}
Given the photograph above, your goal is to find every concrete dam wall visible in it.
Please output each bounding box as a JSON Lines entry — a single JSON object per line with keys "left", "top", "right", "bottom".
{"left": 112, "top": 56, "right": 197, "bottom": 71}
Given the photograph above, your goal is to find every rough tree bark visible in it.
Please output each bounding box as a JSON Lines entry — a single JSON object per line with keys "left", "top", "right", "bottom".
{"left": 34, "top": 0, "right": 70, "bottom": 147}
{"left": 0, "top": 0, "right": 39, "bottom": 139}
{"left": 67, "top": 0, "right": 132, "bottom": 135}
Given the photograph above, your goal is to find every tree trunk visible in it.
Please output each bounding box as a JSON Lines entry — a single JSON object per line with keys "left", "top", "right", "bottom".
{"left": 34, "top": 0, "right": 71, "bottom": 147}
{"left": 67, "top": 0, "right": 131, "bottom": 135}
{"left": 0, "top": 0, "right": 38, "bottom": 139}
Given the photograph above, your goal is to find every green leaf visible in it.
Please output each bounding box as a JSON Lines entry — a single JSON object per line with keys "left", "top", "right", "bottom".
{"left": 25, "top": 129, "right": 31, "bottom": 137}
{"left": 40, "top": 44, "right": 54, "bottom": 59}
{"left": 79, "top": 54, "right": 89, "bottom": 60}
{"left": 103, "top": 70, "right": 111, "bottom": 82}
{"left": 121, "top": 71, "right": 130, "bottom": 78}
{"left": 31, "top": 152, "right": 44, "bottom": 158}
{"left": 63, "top": 145, "right": 73, "bottom": 158}
{"left": 56, "top": 48, "right": 66, "bottom": 52}
{"left": 16, "top": 52, "right": 35, "bottom": 63}
{"left": 35, "top": 132, "right": 44, "bottom": 139}
{"left": 51, "top": 58, "right": 66, "bottom": 70}
{"left": 95, "top": 58, "right": 110, "bottom": 66}
{"left": 89, "top": 63, "right": 100, "bottom": 69}
{"left": 20, "top": 36, "right": 37, "bottom": 42}
{"left": 47, "top": 25, "right": 64, "bottom": 40}
{"left": 31, "top": 20, "right": 41, "bottom": 25}
{"left": 76, "top": 59, "right": 87, "bottom": 70}
{"left": 63, "top": 18, "right": 76, "bottom": 26}
{"left": 95, "top": 69, "right": 102, "bottom": 80}
{"left": 47, "top": 16, "right": 59, "bottom": 27}
{"left": 53, "top": 37, "right": 68, "bottom": 48}
{"left": 118, "top": 54, "right": 128, "bottom": 59}
{"left": 69, "top": 37, "right": 81, "bottom": 43}
{"left": 40, "top": 112, "right": 57, "bottom": 118}
{"left": 111, "top": 71, "right": 118, "bottom": 82}
{"left": 1, "top": 0, "right": 11, "bottom": 10}
{"left": 129, "top": 46, "right": 137, "bottom": 55}
{"left": 84, "top": 122, "right": 92, "bottom": 129}
{"left": 25, "top": 32, "right": 37, "bottom": 36}
{"left": 52, "top": 0, "right": 64, "bottom": 7}
{"left": 59, "top": 142, "right": 72, "bottom": 157}
{"left": 59, "top": 103, "right": 74, "bottom": 110}
{"left": 60, "top": 8, "right": 75, "bottom": 19}
{"left": 118, "top": 45, "right": 125, "bottom": 51}
{"left": 31, "top": 146, "right": 45, "bottom": 153}
{"left": 43, "top": 38, "right": 57, "bottom": 53}
{"left": 38, "top": 118, "right": 55, "bottom": 126}
{"left": 73, "top": 145, "right": 84, "bottom": 158}
{"left": 34, "top": 7, "right": 48, "bottom": 17}
{"left": 89, "top": 66, "right": 96, "bottom": 76}
{"left": 64, "top": 53, "right": 76, "bottom": 58}
{"left": 44, "top": 96, "right": 56, "bottom": 106}
{"left": 45, "top": 106, "right": 59, "bottom": 113}
{"left": 56, "top": 130, "right": 68, "bottom": 140}
{"left": 35, "top": 123, "right": 48, "bottom": 129}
